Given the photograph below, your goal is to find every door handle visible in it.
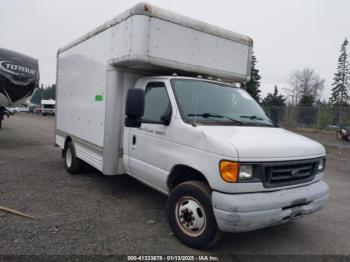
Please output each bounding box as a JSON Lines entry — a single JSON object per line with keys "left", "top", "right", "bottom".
{"left": 132, "top": 135, "right": 136, "bottom": 145}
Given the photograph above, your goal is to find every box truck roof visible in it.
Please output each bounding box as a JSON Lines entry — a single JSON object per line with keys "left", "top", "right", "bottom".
{"left": 41, "top": 99, "right": 55, "bottom": 105}
{"left": 57, "top": 2, "right": 253, "bottom": 82}
{"left": 59, "top": 2, "right": 252, "bottom": 54}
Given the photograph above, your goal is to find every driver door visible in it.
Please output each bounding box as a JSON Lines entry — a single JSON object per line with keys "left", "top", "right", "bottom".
{"left": 128, "top": 80, "right": 173, "bottom": 192}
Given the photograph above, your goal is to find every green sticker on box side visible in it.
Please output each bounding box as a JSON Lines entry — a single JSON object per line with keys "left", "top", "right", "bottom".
{"left": 95, "top": 95, "right": 103, "bottom": 101}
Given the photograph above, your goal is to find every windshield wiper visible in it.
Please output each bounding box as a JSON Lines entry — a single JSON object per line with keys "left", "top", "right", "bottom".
{"left": 240, "top": 115, "right": 264, "bottom": 120}
{"left": 240, "top": 115, "right": 278, "bottom": 127}
{"left": 187, "top": 113, "right": 243, "bottom": 125}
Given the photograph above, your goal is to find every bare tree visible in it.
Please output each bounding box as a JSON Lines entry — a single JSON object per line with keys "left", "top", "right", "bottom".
{"left": 285, "top": 68, "right": 325, "bottom": 105}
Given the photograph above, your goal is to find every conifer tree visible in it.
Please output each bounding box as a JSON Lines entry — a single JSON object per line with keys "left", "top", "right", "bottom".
{"left": 243, "top": 53, "right": 261, "bottom": 103}
{"left": 262, "top": 85, "right": 285, "bottom": 107}
{"left": 329, "top": 38, "right": 350, "bottom": 106}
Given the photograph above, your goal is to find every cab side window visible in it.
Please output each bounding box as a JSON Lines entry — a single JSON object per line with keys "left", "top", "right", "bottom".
{"left": 142, "top": 82, "right": 171, "bottom": 124}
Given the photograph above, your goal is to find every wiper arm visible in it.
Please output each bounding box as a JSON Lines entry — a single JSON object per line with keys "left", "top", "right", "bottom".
{"left": 187, "top": 113, "right": 243, "bottom": 125}
{"left": 240, "top": 115, "right": 278, "bottom": 127}
{"left": 240, "top": 115, "right": 264, "bottom": 120}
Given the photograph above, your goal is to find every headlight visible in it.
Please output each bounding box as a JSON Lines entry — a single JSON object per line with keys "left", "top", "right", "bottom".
{"left": 318, "top": 159, "right": 325, "bottom": 171}
{"left": 219, "top": 161, "right": 254, "bottom": 183}
{"left": 239, "top": 165, "right": 253, "bottom": 180}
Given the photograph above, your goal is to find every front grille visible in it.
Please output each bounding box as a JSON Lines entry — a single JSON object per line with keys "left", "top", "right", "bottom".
{"left": 263, "top": 159, "right": 318, "bottom": 188}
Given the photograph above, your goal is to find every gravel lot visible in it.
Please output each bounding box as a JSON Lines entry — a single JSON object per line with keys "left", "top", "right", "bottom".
{"left": 0, "top": 113, "right": 350, "bottom": 256}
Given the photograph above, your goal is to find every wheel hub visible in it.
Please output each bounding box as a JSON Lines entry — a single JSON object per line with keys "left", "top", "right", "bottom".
{"left": 66, "top": 147, "right": 72, "bottom": 168}
{"left": 176, "top": 197, "right": 206, "bottom": 237}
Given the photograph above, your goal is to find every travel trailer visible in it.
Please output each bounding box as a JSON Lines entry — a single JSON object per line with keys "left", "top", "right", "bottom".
{"left": 0, "top": 48, "right": 39, "bottom": 128}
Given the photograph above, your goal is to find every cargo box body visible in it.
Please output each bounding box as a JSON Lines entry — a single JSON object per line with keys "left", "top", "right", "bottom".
{"left": 55, "top": 2, "right": 253, "bottom": 175}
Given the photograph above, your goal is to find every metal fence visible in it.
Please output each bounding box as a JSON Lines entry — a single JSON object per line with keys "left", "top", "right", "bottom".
{"left": 262, "top": 106, "right": 350, "bottom": 129}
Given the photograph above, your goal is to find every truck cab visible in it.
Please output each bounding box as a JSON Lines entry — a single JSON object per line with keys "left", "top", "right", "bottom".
{"left": 121, "top": 75, "right": 329, "bottom": 247}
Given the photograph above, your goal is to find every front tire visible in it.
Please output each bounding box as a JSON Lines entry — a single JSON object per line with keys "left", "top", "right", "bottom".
{"left": 167, "top": 181, "right": 222, "bottom": 249}
{"left": 64, "top": 141, "right": 83, "bottom": 174}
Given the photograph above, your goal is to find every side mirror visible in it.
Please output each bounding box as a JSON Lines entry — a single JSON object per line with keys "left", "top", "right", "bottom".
{"left": 125, "top": 88, "right": 145, "bottom": 128}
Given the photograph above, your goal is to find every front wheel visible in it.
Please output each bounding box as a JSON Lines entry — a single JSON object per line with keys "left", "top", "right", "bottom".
{"left": 64, "top": 141, "right": 83, "bottom": 174}
{"left": 167, "top": 181, "right": 222, "bottom": 249}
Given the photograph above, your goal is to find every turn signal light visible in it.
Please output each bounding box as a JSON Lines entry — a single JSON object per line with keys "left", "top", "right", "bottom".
{"left": 219, "top": 161, "right": 239, "bottom": 183}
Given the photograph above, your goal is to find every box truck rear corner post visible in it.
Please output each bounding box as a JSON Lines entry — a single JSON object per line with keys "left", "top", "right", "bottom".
{"left": 55, "top": 3, "right": 329, "bottom": 249}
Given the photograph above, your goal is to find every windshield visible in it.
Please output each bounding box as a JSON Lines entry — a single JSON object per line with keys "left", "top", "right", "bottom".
{"left": 170, "top": 79, "right": 274, "bottom": 126}
{"left": 43, "top": 105, "right": 55, "bottom": 109}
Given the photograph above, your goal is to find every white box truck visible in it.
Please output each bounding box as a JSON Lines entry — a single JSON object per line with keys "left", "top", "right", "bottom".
{"left": 41, "top": 99, "right": 56, "bottom": 116}
{"left": 55, "top": 3, "right": 329, "bottom": 248}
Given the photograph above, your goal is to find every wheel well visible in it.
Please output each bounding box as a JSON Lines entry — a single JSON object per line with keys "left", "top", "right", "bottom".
{"left": 167, "top": 165, "right": 210, "bottom": 191}
{"left": 64, "top": 137, "right": 72, "bottom": 148}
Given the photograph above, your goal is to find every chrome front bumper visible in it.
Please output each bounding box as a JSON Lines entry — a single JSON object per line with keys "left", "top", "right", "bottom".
{"left": 212, "top": 180, "right": 329, "bottom": 232}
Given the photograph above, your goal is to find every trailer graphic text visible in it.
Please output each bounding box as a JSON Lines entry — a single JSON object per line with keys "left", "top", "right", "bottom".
{"left": 0, "top": 60, "right": 36, "bottom": 76}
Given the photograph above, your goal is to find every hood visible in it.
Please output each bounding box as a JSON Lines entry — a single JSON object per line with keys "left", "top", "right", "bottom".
{"left": 197, "top": 125, "right": 325, "bottom": 161}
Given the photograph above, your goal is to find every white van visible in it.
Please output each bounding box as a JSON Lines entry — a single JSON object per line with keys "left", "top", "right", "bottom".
{"left": 55, "top": 3, "right": 329, "bottom": 248}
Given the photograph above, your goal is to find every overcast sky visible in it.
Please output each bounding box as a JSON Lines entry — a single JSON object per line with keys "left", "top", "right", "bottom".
{"left": 1, "top": 0, "right": 349, "bottom": 99}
